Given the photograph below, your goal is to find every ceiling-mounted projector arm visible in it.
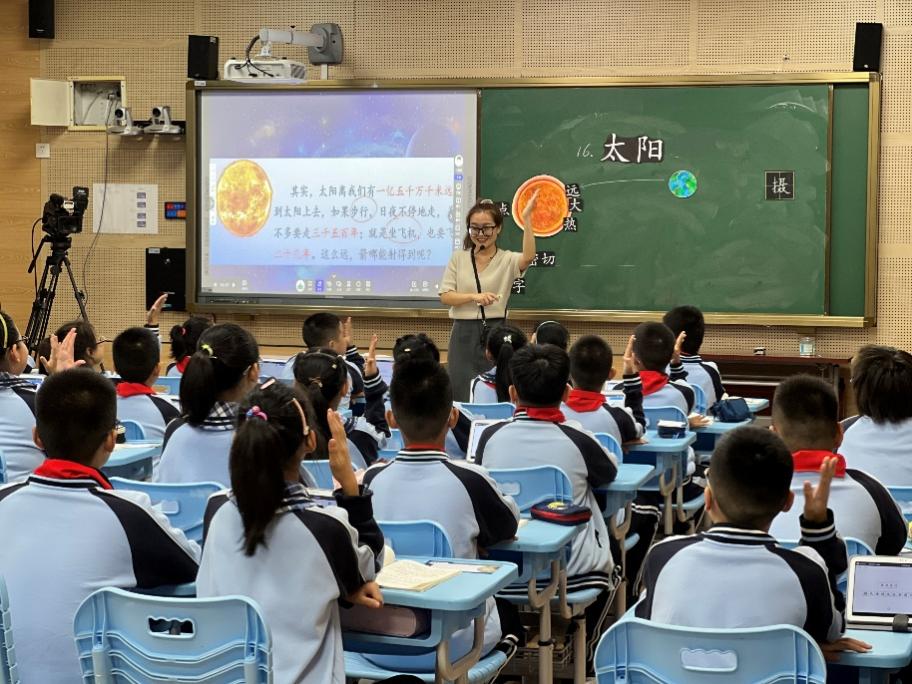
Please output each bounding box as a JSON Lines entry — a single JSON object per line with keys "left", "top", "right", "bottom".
{"left": 256, "top": 23, "right": 343, "bottom": 65}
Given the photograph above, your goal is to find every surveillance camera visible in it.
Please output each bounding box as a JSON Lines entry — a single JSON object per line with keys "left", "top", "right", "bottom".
{"left": 106, "top": 106, "right": 142, "bottom": 136}
{"left": 144, "top": 105, "right": 181, "bottom": 135}
{"left": 151, "top": 105, "right": 167, "bottom": 120}
{"left": 114, "top": 107, "right": 126, "bottom": 120}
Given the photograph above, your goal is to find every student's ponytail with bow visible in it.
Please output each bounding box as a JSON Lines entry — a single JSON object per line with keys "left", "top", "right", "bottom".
{"left": 169, "top": 316, "right": 212, "bottom": 362}
{"left": 486, "top": 324, "right": 528, "bottom": 402}
{"left": 291, "top": 348, "right": 348, "bottom": 456}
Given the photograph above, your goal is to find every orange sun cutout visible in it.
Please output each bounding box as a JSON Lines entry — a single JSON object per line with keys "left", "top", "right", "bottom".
{"left": 216, "top": 160, "right": 273, "bottom": 238}
{"left": 512, "top": 175, "right": 569, "bottom": 238}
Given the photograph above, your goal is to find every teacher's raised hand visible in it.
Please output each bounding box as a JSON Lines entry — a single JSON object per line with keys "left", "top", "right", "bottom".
{"left": 520, "top": 188, "right": 541, "bottom": 270}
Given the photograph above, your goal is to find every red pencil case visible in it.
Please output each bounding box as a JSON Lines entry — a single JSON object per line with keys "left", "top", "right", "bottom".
{"left": 531, "top": 500, "right": 592, "bottom": 526}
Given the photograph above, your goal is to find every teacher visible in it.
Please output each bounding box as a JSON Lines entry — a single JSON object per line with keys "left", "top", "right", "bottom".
{"left": 439, "top": 191, "right": 539, "bottom": 402}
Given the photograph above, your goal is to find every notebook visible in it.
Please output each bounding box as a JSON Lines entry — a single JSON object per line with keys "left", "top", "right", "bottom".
{"left": 377, "top": 559, "right": 461, "bottom": 592}
{"left": 846, "top": 556, "right": 912, "bottom": 630}
{"left": 466, "top": 419, "right": 502, "bottom": 463}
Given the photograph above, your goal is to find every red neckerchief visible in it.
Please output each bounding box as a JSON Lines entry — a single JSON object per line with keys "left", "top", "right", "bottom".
{"left": 175, "top": 356, "right": 190, "bottom": 374}
{"left": 792, "top": 449, "right": 847, "bottom": 478}
{"left": 565, "top": 388, "right": 605, "bottom": 413}
{"left": 33, "top": 459, "right": 113, "bottom": 489}
{"left": 116, "top": 382, "right": 156, "bottom": 398}
{"left": 516, "top": 406, "right": 566, "bottom": 423}
{"left": 639, "top": 370, "right": 670, "bottom": 396}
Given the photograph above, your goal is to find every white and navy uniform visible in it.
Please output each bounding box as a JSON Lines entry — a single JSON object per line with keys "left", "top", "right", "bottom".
{"left": 281, "top": 346, "right": 366, "bottom": 413}
{"left": 345, "top": 372, "right": 389, "bottom": 469}
{"left": 476, "top": 410, "right": 618, "bottom": 590}
{"left": 0, "top": 463, "right": 200, "bottom": 683}
{"left": 769, "top": 451, "right": 907, "bottom": 556}
{"left": 198, "top": 483, "right": 382, "bottom": 684}
{"left": 679, "top": 354, "right": 725, "bottom": 407}
{"left": 469, "top": 368, "right": 499, "bottom": 404}
{"left": 362, "top": 447, "right": 520, "bottom": 671}
{"left": 839, "top": 415, "right": 912, "bottom": 486}
{"left": 157, "top": 401, "right": 237, "bottom": 486}
{"left": 563, "top": 374, "right": 646, "bottom": 445}
{"left": 618, "top": 365, "right": 695, "bottom": 416}
{"left": 637, "top": 514, "right": 847, "bottom": 644}
{"left": 115, "top": 383, "right": 180, "bottom": 442}
{"left": 0, "top": 373, "right": 42, "bottom": 482}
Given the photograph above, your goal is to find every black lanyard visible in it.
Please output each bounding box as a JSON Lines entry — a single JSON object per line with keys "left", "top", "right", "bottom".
{"left": 469, "top": 247, "right": 488, "bottom": 328}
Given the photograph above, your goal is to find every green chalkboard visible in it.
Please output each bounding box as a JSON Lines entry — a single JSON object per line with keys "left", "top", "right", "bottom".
{"left": 481, "top": 84, "right": 870, "bottom": 318}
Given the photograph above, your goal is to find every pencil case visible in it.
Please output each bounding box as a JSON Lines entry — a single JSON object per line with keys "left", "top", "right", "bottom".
{"left": 531, "top": 500, "right": 591, "bottom": 526}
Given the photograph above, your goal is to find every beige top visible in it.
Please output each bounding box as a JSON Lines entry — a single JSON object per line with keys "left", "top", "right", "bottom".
{"left": 440, "top": 248, "right": 525, "bottom": 319}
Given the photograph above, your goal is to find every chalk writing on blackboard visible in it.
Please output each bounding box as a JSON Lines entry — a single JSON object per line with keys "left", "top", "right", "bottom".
{"left": 601, "top": 134, "right": 665, "bottom": 164}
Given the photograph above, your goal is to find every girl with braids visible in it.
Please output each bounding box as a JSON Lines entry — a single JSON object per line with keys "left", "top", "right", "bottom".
{"left": 166, "top": 316, "right": 212, "bottom": 377}
{"left": 469, "top": 323, "right": 528, "bottom": 404}
{"left": 157, "top": 323, "right": 259, "bottom": 486}
{"left": 197, "top": 380, "right": 386, "bottom": 684}
{"left": 292, "top": 336, "right": 388, "bottom": 470}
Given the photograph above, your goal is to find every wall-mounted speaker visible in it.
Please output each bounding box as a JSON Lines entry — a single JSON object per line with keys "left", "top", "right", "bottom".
{"left": 28, "top": 0, "right": 54, "bottom": 39}
{"left": 188, "top": 35, "right": 219, "bottom": 80}
{"left": 853, "top": 22, "right": 883, "bottom": 72}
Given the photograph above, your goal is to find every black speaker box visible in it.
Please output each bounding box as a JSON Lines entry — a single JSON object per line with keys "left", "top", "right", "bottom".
{"left": 187, "top": 35, "right": 219, "bottom": 80}
{"left": 853, "top": 22, "right": 883, "bottom": 72}
{"left": 146, "top": 248, "right": 186, "bottom": 312}
{"left": 28, "top": 0, "right": 54, "bottom": 39}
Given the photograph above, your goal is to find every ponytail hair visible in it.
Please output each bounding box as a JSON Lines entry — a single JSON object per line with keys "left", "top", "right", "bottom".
{"left": 393, "top": 333, "right": 440, "bottom": 366}
{"left": 170, "top": 316, "right": 212, "bottom": 361}
{"left": 230, "top": 381, "right": 316, "bottom": 556}
{"left": 180, "top": 323, "right": 259, "bottom": 425}
{"left": 486, "top": 324, "right": 528, "bottom": 402}
{"left": 291, "top": 349, "right": 348, "bottom": 456}
{"left": 0, "top": 311, "right": 19, "bottom": 372}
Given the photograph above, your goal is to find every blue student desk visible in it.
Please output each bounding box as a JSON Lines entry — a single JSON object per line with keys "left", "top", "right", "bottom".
{"left": 102, "top": 441, "right": 161, "bottom": 481}
{"left": 342, "top": 558, "right": 517, "bottom": 683}
{"left": 745, "top": 397, "right": 770, "bottom": 413}
{"left": 838, "top": 629, "right": 912, "bottom": 684}
{"left": 626, "top": 431, "right": 697, "bottom": 535}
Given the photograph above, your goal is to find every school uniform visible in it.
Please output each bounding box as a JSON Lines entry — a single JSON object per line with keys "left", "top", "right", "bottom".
{"left": 114, "top": 381, "right": 180, "bottom": 442}
{"left": 198, "top": 483, "right": 382, "bottom": 684}
{"left": 617, "top": 365, "right": 695, "bottom": 416}
{"left": 165, "top": 356, "right": 190, "bottom": 377}
{"left": 0, "top": 373, "right": 43, "bottom": 481}
{"left": 637, "top": 513, "right": 847, "bottom": 644}
{"left": 362, "top": 447, "right": 520, "bottom": 671}
{"left": 769, "top": 450, "right": 907, "bottom": 555}
{"left": 156, "top": 401, "right": 237, "bottom": 486}
{"left": 563, "top": 374, "right": 646, "bottom": 445}
{"left": 469, "top": 368, "right": 499, "bottom": 404}
{"left": 839, "top": 416, "right": 912, "bottom": 486}
{"left": 679, "top": 354, "right": 726, "bottom": 407}
{"left": 345, "top": 372, "right": 389, "bottom": 469}
{"left": 0, "top": 460, "right": 199, "bottom": 683}
{"left": 281, "top": 346, "right": 366, "bottom": 413}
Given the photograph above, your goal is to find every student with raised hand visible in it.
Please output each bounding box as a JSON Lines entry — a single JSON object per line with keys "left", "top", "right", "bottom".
{"left": 157, "top": 323, "right": 259, "bottom": 486}
{"left": 0, "top": 368, "right": 199, "bottom": 682}
{"left": 54, "top": 319, "right": 106, "bottom": 372}
{"left": 469, "top": 323, "right": 528, "bottom": 404}
{"left": 198, "top": 380, "right": 383, "bottom": 684}
{"left": 166, "top": 315, "right": 212, "bottom": 377}
{"left": 362, "top": 352, "right": 521, "bottom": 671}
{"left": 531, "top": 320, "right": 569, "bottom": 351}
{"left": 839, "top": 345, "right": 912, "bottom": 485}
{"left": 112, "top": 327, "right": 180, "bottom": 441}
{"left": 293, "top": 337, "right": 388, "bottom": 470}
{"left": 618, "top": 321, "right": 695, "bottom": 416}
{"left": 662, "top": 305, "right": 725, "bottom": 407}
{"left": 637, "top": 426, "right": 871, "bottom": 662}
{"left": 769, "top": 375, "right": 906, "bottom": 555}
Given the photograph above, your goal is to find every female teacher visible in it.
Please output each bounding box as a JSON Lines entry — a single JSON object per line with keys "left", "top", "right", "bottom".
{"left": 439, "top": 191, "right": 539, "bottom": 402}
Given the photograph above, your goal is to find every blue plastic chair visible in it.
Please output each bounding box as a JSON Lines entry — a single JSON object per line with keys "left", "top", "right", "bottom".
{"left": 109, "top": 478, "right": 222, "bottom": 544}
{"left": 594, "top": 432, "right": 623, "bottom": 461}
{"left": 689, "top": 383, "right": 708, "bottom": 415}
{"left": 118, "top": 420, "right": 146, "bottom": 442}
{"left": 378, "top": 520, "right": 454, "bottom": 558}
{"left": 378, "top": 429, "right": 404, "bottom": 460}
{"left": 458, "top": 402, "right": 516, "bottom": 420}
{"left": 488, "top": 465, "right": 573, "bottom": 515}
{"left": 73, "top": 587, "right": 271, "bottom": 683}
{"left": 150, "top": 376, "right": 181, "bottom": 396}
{"left": 643, "top": 405, "right": 689, "bottom": 429}
{"left": 0, "top": 451, "right": 6, "bottom": 486}
{"left": 594, "top": 616, "right": 827, "bottom": 683}
{"left": 301, "top": 460, "right": 334, "bottom": 489}
{"left": 888, "top": 486, "right": 912, "bottom": 523}
{"left": 0, "top": 576, "right": 18, "bottom": 684}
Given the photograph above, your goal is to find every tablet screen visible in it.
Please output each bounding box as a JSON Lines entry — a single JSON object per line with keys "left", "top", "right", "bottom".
{"left": 852, "top": 560, "right": 912, "bottom": 616}
{"left": 466, "top": 419, "right": 501, "bottom": 463}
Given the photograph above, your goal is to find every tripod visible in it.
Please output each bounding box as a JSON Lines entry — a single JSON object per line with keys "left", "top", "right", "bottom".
{"left": 24, "top": 235, "right": 90, "bottom": 357}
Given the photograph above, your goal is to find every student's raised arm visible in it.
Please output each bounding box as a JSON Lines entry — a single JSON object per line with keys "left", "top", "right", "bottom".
{"left": 796, "top": 457, "right": 848, "bottom": 602}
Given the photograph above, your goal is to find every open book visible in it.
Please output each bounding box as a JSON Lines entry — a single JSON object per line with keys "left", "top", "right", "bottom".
{"left": 376, "top": 559, "right": 462, "bottom": 592}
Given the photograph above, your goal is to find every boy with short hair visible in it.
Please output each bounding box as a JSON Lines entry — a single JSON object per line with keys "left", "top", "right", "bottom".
{"left": 663, "top": 305, "right": 725, "bottom": 407}
{"left": 769, "top": 375, "right": 906, "bottom": 555}
{"left": 112, "top": 326, "right": 179, "bottom": 441}
{"left": 0, "top": 368, "right": 199, "bottom": 682}
{"left": 362, "top": 354, "right": 520, "bottom": 670}
{"left": 621, "top": 321, "right": 695, "bottom": 416}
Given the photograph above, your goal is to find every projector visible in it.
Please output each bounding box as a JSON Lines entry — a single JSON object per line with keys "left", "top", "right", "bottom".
{"left": 223, "top": 58, "right": 307, "bottom": 83}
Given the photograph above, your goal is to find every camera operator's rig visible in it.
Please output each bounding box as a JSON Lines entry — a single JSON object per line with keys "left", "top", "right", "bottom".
{"left": 24, "top": 187, "right": 91, "bottom": 356}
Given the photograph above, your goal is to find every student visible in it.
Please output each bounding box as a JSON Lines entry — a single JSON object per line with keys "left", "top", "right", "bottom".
{"left": 55, "top": 319, "right": 105, "bottom": 372}
{"left": 839, "top": 345, "right": 912, "bottom": 486}
{"left": 166, "top": 315, "right": 212, "bottom": 376}
{"left": 293, "top": 342, "right": 388, "bottom": 470}
{"left": 477, "top": 343, "right": 618, "bottom": 657}
{"left": 112, "top": 326, "right": 180, "bottom": 441}
{"left": 564, "top": 334, "right": 645, "bottom": 445}
{"left": 0, "top": 368, "right": 199, "bottom": 682}
{"left": 637, "top": 426, "right": 871, "bottom": 660}
{"left": 531, "top": 320, "right": 569, "bottom": 350}
{"left": 362, "top": 353, "right": 520, "bottom": 671}
{"left": 0, "top": 310, "right": 44, "bottom": 481}
{"left": 769, "top": 375, "right": 906, "bottom": 555}
{"left": 663, "top": 305, "right": 725, "bottom": 407}
{"left": 157, "top": 323, "right": 259, "bottom": 486}
{"left": 619, "top": 321, "right": 694, "bottom": 416}
{"left": 469, "top": 323, "right": 527, "bottom": 404}
{"left": 198, "top": 381, "right": 383, "bottom": 684}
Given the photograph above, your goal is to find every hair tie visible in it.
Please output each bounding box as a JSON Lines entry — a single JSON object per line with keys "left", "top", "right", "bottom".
{"left": 180, "top": 327, "right": 187, "bottom": 336}
{"left": 0, "top": 314, "right": 7, "bottom": 350}
{"left": 308, "top": 377, "right": 323, "bottom": 388}
{"left": 503, "top": 334, "right": 513, "bottom": 344}
{"left": 200, "top": 343, "right": 217, "bottom": 358}
{"left": 246, "top": 406, "right": 268, "bottom": 421}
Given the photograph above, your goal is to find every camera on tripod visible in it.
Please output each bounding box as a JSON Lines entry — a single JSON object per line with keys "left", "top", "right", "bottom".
{"left": 42, "top": 187, "right": 89, "bottom": 239}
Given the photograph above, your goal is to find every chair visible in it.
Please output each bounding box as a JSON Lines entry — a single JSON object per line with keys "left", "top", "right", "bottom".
{"left": 378, "top": 429, "right": 404, "bottom": 460}
{"left": 301, "top": 460, "right": 333, "bottom": 489}
{"left": 109, "top": 478, "right": 222, "bottom": 544}
{"left": 0, "top": 576, "right": 18, "bottom": 684}
{"left": 594, "top": 433, "right": 623, "bottom": 461}
{"left": 378, "top": 520, "right": 454, "bottom": 558}
{"left": 887, "top": 486, "right": 912, "bottom": 524}
{"left": 594, "top": 616, "right": 826, "bottom": 683}
{"left": 642, "top": 405, "right": 688, "bottom": 429}
{"left": 150, "top": 376, "right": 181, "bottom": 396}
{"left": 457, "top": 402, "right": 516, "bottom": 420}
{"left": 488, "top": 465, "right": 573, "bottom": 515}
{"left": 73, "top": 587, "right": 271, "bottom": 683}
{"left": 119, "top": 420, "right": 146, "bottom": 442}
{"left": 689, "top": 383, "right": 707, "bottom": 415}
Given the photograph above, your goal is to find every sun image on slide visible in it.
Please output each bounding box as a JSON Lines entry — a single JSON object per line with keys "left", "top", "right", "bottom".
{"left": 216, "top": 160, "right": 273, "bottom": 238}
{"left": 512, "top": 175, "right": 569, "bottom": 238}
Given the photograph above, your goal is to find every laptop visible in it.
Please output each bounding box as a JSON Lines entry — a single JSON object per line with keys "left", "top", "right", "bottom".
{"left": 846, "top": 556, "right": 912, "bottom": 630}
{"left": 466, "top": 419, "right": 502, "bottom": 463}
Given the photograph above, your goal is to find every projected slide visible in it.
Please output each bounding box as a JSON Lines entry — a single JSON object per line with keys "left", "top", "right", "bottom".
{"left": 195, "top": 89, "right": 477, "bottom": 302}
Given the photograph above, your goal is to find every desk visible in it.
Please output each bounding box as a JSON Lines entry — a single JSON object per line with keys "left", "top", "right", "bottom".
{"left": 626, "top": 431, "right": 696, "bottom": 535}
{"left": 693, "top": 417, "right": 754, "bottom": 456}
{"left": 839, "top": 629, "right": 912, "bottom": 684}
{"left": 102, "top": 442, "right": 161, "bottom": 481}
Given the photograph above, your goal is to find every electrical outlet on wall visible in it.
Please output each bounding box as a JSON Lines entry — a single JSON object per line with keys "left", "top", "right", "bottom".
{"left": 35, "top": 143, "right": 50, "bottom": 158}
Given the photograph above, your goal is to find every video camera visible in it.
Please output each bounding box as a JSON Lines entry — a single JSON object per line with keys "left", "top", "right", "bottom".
{"left": 42, "top": 186, "right": 89, "bottom": 239}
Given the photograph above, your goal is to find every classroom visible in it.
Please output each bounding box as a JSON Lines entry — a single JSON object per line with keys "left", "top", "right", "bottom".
{"left": 2, "top": 0, "right": 912, "bottom": 682}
